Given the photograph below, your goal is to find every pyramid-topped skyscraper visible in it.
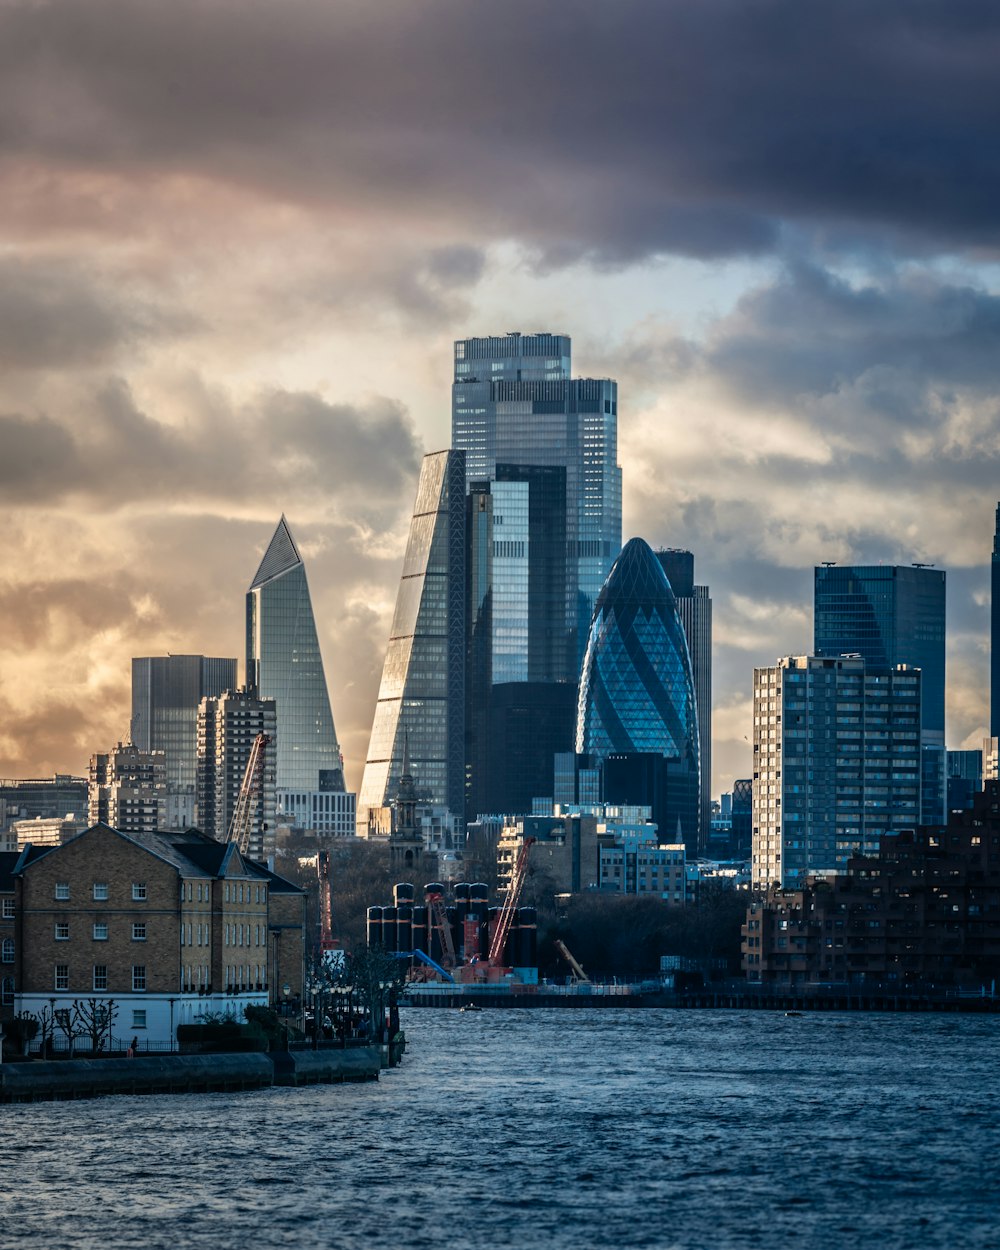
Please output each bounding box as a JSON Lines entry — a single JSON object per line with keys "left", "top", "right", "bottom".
{"left": 247, "top": 517, "right": 355, "bottom": 835}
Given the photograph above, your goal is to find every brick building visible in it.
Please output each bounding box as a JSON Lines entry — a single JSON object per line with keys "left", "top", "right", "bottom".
{"left": 743, "top": 782, "right": 1000, "bottom": 990}
{"left": 9, "top": 823, "right": 305, "bottom": 1045}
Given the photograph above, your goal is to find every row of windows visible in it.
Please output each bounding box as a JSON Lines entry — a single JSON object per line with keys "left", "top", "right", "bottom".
{"left": 53, "top": 964, "right": 147, "bottom": 992}
{"left": 55, "top": 882, "right": 146, "bottom": 901}
{"left": 54, "top": 922, "right": 146, "bottom": 942}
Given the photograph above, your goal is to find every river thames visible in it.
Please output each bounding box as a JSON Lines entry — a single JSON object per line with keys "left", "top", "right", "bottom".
{"left": 2, "top": 1009, "right": 998, "bottom": 1249}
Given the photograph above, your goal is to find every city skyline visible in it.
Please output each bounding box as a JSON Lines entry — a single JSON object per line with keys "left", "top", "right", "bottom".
{"left": 1, "top": 4, "right": 998, "bottom": 798}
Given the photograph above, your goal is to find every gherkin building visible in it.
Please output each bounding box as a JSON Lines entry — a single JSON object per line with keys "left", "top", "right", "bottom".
{"left": 576, "top": 537, "right": 700, "bottom": 847}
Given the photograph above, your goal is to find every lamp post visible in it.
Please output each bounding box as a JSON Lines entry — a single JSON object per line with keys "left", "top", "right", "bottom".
{"left": 168, "top": 998, "right": 176, "bottom": 1053}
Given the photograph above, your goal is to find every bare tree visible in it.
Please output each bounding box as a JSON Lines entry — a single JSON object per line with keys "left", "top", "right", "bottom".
{"left": 73, "top": 998, "right": 118, "bottom": 1053}
{"left": 54, "top": 1007, "right": 84, "bottom": 1058}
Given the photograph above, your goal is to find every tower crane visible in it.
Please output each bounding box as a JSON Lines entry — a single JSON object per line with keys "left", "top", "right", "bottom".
{"left": 226, "top": 732, "right": 270, "bottom": 856}
{"left": 488, "top": 837, "right": 536, "bottom": 966}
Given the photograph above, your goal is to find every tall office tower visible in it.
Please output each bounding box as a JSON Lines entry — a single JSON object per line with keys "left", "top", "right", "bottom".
{"left": 656, "top": 549, "right": 713, "bottom": 852}
{"left": 196, "top": 689, "right": 277, "bottom": 860}
{"left": 576, "top": 538, "right": 700, "bottom": 851}
{"left": 752, "top": 656, "right": 922, "bottom": 889}
{"left": 247, "top": 517, "right": 346, "bottom": 802}
{"left": 88, "top": 742, "right": 166, "bottom": 834}
{"left": 132, "top": 655, "right": 236, "bottom": 828}
{"left": 358, "top": 451, "right": 466, "bottom": 831}
{"left": 452, "top": 332, "right": 622, "bottom": 664}
{"left": 465, "top": 464, "right": 576, "bottom": 815}
{"left": 992, "top": 504, "right": 1000, "bottom": 738}
{"left": 814, "top": 564, "right": 946, "bottom": 823}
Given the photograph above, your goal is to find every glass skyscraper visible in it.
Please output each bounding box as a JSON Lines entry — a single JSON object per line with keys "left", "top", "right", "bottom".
{"left": 452, "top": 332, "right": 622, "bottom": 665}
{"left": 814, "top": 564, "right": 946, "bottom": 822}
{"left": 246, "top": 517, "right": 345, "bottom": 794}
{"left": 656, "top": 549, "right": 713, "bottom": 853}
{"left": 359, "top": 451, "right": 466, "bottom": 825}
{"left": 576, "top": 538, "right": 701, "bottom": 848}
{"left": 132, "top": 654, "right": 237, "bottom": 828}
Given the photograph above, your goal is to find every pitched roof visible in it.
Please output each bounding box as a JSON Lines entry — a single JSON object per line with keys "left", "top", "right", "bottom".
{"left": 0, "top": 851, "right": 20, "bottom": 892}
{"left": 249, "top": 515, "right": 302, "bottom": 589}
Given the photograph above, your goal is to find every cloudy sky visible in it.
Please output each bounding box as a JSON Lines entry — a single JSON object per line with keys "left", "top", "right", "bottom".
{"left": 1, "top": 0, "right": 998, "bottom": 796}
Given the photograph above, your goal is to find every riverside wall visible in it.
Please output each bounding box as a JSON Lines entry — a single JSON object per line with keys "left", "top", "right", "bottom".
{"left": 0, "top": 1045, "right": 388, "bottom": 1104}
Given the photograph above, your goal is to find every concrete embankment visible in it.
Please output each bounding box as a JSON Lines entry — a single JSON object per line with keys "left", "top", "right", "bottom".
{"left": 0, "top": 1046, "right": 385, "bottom": 1104}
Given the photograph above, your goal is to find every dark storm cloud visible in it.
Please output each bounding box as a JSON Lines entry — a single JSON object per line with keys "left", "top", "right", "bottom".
{"left": 0, "top": 380, "right": 421, "bottom": 509}
{"left": 2, "top": 1, "right": 999, "bottom": 262}
{"left": 0, "top": 256, "right": 188, "bottom": 370}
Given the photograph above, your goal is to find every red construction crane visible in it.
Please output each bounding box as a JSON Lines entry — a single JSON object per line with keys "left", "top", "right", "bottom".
{"left": 488, "top": 837, "right": 535, "bottom": 966}
{"left": 226, "top": 732, "right": 270, "bottom": 856}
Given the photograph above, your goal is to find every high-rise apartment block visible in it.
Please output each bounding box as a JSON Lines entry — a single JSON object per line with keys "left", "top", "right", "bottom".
{"left": 88, "top": 743, "right": 167, "bottom": 834}
{"left": 814, "top": 564, "right": 946, "bottom": 823}
{"left": 752, "top": 656, "right": 922, "bottom": 888}
{"left": 196, "top": 689, "right": 277, "bottom": 860}
{"left": 656, "top": 549, "right": 712, "bottom": 851}
{"left": 359, "top": 451, "right": 467, "bottom": 829}
{"left": 132, "top": 654, "right": 236, "bottom": 828}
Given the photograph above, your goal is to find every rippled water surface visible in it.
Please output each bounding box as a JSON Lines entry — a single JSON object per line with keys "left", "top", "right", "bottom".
{"left": 2, "top": 1009, "right": 999, "bottom": 1249}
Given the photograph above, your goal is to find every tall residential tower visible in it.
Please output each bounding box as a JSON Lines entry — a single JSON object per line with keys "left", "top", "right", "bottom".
{"left": 814, "top": 564, "right": 946, "bottom": 823}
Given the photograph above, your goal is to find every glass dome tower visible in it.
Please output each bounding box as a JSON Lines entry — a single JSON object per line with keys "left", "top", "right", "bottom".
{"left": 576, "top": 537, "right": 700, "bottom": 846}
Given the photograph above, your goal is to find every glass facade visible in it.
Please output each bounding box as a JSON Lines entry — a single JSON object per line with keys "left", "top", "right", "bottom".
{"left": 246, "top": 517, "right": 345, "bottom": 793}
{"left": 656, "top": 550, "right": 712, "bottom": 853}
{"left": 464, "top": 464, "right": 574, "bottom": 819}
{"left": 131, "top": 655, "right": 236, "bottom": 826}
{"left": 452, "top": 333, "right": 622, "bottom": 669}
{"left": 752, "top": 657, "right": 922, "bottom": 888}
{"left": 814, "top": 564, "right": 946, "bottom": 822}
{"left": 359, "top": 451, "right": 466, "bottom": 823}
{"left": 576, "top": 538, "right": 700, "bottom": 849}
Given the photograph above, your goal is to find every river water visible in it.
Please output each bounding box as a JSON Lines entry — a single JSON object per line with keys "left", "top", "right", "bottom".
{"left": 2, "top": 1009, "right": 998, "bottom": 1249}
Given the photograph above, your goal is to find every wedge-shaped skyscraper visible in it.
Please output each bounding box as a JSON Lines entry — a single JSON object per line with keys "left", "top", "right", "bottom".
{"left": 358, "top": 451, "right": 466, "bottom": 827}
{"left": 246, "top": 517, "right": 346, "bottom": 797}
{"left": 576, "top": 538, "right": 700, "bottom": 848}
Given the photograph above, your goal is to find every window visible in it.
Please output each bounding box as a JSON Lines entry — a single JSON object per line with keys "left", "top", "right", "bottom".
{"left": 93, "top": 922, "right": 108, "bottom": 941}
{"left": 1, "top": 976, "right": 13, "bottom": 1006}
{"left": 132, "top": 882, "right": 147, "bottom": 901}
{"left": 55, "top": 883, "right": 70, "bottom": 900}
{"left": 132, "top": 965, "right": 147, "bottom": 992}
{"left": 131, "top": 1009, "right": 147, "bottom": 1029}
{"left": 54, "top": 922, "right": 69, "bottom": 941}
{"left": 132, "top": 923, "right": 147, "bottom": 942}
{"left": 54, "top": 964, "right": 69, "bottom": 991}
{"left": 1, "top": 937, "right": 13, "bottom": 963}
{"left": 93, "top": 965, "right": 108, "bottom": 991}
{"left": 2, "top": 898, "right": 14, "bottom": 919}
{"left": 93, "top": 882, "right": 108, "bottom": 901}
